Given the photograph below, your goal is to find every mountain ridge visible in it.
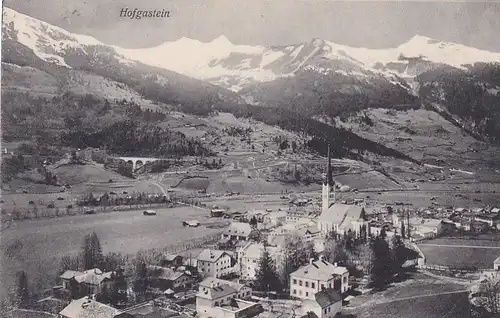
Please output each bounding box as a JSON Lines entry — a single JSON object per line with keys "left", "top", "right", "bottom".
{"left": 4, "top": 7, "right": 500, "bottom": 93}
{"left": 2, "top": 6, "right": 500, "bottom": 153}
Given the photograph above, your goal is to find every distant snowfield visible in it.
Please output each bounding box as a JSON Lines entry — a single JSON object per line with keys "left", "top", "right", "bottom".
{"left": 4, "top": 6, "right": 500, "bottom": 92}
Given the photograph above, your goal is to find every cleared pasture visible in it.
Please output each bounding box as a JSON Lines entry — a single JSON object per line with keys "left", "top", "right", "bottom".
{"left": 418, "top": 237, "right": 500, "bottom": 269}
{"left": 0, "top": 206, "right": 221, "bottom": 301}
{"left": 345, "top": 273, "right": 469, "bottom": 318}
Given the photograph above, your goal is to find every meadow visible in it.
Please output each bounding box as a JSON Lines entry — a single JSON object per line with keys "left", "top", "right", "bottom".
{"left": 0, "top": 206, "right": 222, "bottom": 301}
{"left": 345, "top": 272, "right": 469, "bottom": 318}
{"left": 417, "top": 237, "right": 500, "bottom": 269}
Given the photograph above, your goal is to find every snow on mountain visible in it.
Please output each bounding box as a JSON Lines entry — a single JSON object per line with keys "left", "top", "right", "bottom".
{"left": 114, "top": 35, "right": 278, "bottom": 91}
{"left": 3, "top": 7, "right": 500, "bottom": 93}
{"left": 117, "top": 34, "right": 500, "bottom": 91}
{"left": 2, "top": 7, "right": 103, "bottom": 68}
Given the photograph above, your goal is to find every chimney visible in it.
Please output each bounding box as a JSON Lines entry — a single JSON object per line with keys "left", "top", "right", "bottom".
{"left": 309, "top": 258, "right": 315, "bottom": 264}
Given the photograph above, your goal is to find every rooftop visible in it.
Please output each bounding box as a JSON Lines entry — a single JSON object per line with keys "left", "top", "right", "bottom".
{"left": 319, "top": 204, "right": 366, "bottom": 225}
{"left": 60, "top": 269, "right": 114, "bottom": 286}
{"left": 313, "top": 288, "right": 342, "bottom": 308}
{"left": 197, "top": 249, "right": 231, "bottom": 263}
{"left": 148, "top": 266, "right": 188, "bottom": 281}
{"left": 223, "top": 222, "right": 252, "bottom": 237}
{"left": 199, "top": 277, "right": 247, "bottom": 292}
{"left": 196, "top": 282, "right": 237, "bottom": 300}
{"left": 291, "top": 258, "right": 348, "bottom": 281}
{"left": 59, "top": 296, "right": 121, "bottom": 318}
{"left": 240, "top": 242, "right": 282, "bottom": 260}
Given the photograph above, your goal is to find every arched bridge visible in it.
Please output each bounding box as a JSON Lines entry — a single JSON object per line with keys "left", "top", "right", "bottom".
{"left": 117, "top": 157, "right": 163, "bottom": 170}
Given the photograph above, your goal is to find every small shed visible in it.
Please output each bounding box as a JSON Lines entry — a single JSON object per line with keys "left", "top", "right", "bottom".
{"left": 494, "top": 257, "right": 500, "bottom": 271}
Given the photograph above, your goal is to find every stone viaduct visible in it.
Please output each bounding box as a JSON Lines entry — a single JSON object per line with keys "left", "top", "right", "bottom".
{"left": 117, "top": 157, "right": 163, "bottom": 171}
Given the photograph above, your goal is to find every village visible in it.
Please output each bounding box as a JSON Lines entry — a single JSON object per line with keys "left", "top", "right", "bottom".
{"left": 8, "top": 151, "right": 500, "bottom": 318}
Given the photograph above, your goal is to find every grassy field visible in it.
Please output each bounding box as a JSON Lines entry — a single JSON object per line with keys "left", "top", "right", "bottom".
{"left": 417, "top": 237, "right": 500, "bottom": 269}
{"left": 346, "top": 291, "right": 470, "bottom": 318}
{"left": 0, "top": 206, "right": 223, "bottom": 301}
{"left": 344, "top": 272, "right": 470, "bottom": 318}
{"left": 1, "top": 163, "right": 166, "bottom": 215}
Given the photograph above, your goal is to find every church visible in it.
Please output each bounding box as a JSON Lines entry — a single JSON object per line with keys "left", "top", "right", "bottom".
{"left": 317, "top": 145, "right": 368, "bottom": 237}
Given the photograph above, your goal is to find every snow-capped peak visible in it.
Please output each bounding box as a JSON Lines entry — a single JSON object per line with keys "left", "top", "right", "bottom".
{"left": 209, "top": 35, "right": 232, "bottom": 46}
{"left": 2, "top": 7, "right": 103, "bottom": 68}
{"left": 3, "top": 6, "right": 500, "bottom": 93}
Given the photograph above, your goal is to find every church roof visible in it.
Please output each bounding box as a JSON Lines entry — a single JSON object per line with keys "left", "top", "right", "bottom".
{"left": 319, "top": 204, "right": 366, "bottom": 226}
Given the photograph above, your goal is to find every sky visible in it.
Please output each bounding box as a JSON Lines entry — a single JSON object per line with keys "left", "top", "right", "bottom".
{"left": 4, "top": 0, "right": 500, "bottom": 52}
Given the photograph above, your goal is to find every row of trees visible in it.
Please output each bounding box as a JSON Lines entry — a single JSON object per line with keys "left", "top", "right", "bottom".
{"left": 76, "top": 191, "right": 172, "bottom": 207}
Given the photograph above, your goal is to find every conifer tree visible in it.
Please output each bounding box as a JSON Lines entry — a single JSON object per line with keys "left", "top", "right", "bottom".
{"left": 369, "top": 236, "right": 393, "bottom": 290}
{"left": 255, "top": 247, "right": 281, "bottom": 293}
{"left": 16, "top": 271, "right": 30, "bottom": 308}
{"left": 391, "top": 235, "right": 407, "bottom": 278}
{"left": 81, "top": 232, "right": 104, "bottom": 270}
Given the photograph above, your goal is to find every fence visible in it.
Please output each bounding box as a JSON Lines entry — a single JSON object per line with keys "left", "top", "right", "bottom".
{"left": 1, "top": 196, "right": 208, "bottom": 222}
{"left": 135, "top": 232, "right": 223, "bottom": 265}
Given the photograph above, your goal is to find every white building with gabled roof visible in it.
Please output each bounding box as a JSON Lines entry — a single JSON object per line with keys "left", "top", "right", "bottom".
{"left": 289, "top": 256, "right": 349, "bottom": 300}
{"left": 197, "top": 249, "right": 236, "bottom": 278}
{"left": 222, "top": 222, "right": 252, "bottom": 241}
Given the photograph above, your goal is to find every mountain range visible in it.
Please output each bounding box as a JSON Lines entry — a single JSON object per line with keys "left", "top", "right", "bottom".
{"left": 2, "top": 6, "right": 500, "bottom": 157}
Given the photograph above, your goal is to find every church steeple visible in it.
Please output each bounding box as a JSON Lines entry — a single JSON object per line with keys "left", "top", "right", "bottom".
{"left": 322, "top": 144, "right": 335, "bottom": 211}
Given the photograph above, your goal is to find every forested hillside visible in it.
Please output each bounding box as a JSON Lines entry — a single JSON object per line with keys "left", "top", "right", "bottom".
{"left": 417, "top": 62, "right": 500, "bottom": 143}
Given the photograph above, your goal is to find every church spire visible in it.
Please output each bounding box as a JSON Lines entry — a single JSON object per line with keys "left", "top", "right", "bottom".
{"left": 323, "top": 144, "right": 333, "bottom": 186}
{"left": 327, "top": 144, "right": 333, "bottom": 186}
{"left": 322, "top": 143, "right": 334, "bottom": 211}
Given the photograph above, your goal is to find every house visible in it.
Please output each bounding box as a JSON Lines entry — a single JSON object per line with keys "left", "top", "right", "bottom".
{"left": 200, "top": 277, "right": 252, "bottom": 300}
{"left": 297, "top": 226, "right": 322, "bottom": 241}
{"left": 264, "top": 211, "right": 287, "bottom": 228}
{"left": 59, "top": 296, "right": 122, "bottom": 318}
{"left": 410, "top": 218, "right": 453, "bottom": 238}
{"left": 148, "top": 266, "right": 195, "bottom": 291}
{"left": 369, "top": 222, "right": 396, "bottom": 238}
{"left": 462, "top": 220, "right": 489, "bottom": 233}
{"left": 317, "top": 204, "right": 368, "bottom": 237}
{"left": 60, "top": 269, "right": 115, "bottom": 295}
{"left": 290, "top": 256, "right": 349, "bottom": 300}
{"left": 237, "top": 242, "right": 284, "bottom": 280}
{"left": 475, "top": 213, "right": 500, "bottom": 228}
{"left": 197, "top": 249, "right": 236, "bottom": 278}
{"left": 300, "top": 288, "right": 342, "bottom": 318}
{"left": 491, "top": 208, "right": 500, "bottom": 214}
{"left": 196, "top": 278, "right": 262, "bottom": 318}
{"left": 246, "top": 210, "right": 268, "bottom": 223}
{"left": 286, "top": 210, "right": 317, "bottom": 223}
{"left": 162, "top": 254, "right": 183, "bottom": 267}
{"left": 211, "top": 209, "right": 226, "bottom": 217}
{"left": 222, "top": 222, "right": 252, "bottom": 241}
